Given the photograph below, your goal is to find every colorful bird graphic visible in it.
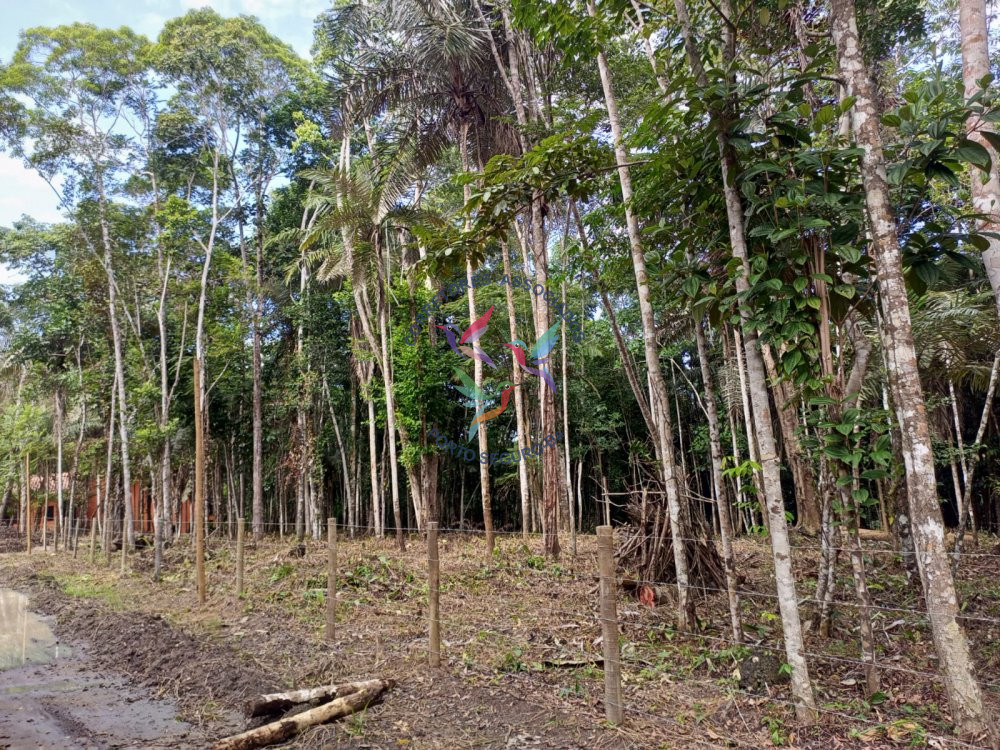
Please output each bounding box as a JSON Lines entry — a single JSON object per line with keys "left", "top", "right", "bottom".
{"left": 453, "top": 367, "right": 516, "bottom": 442}
{"left": 434, "top": 304, "right": 497, "bottom": 369}
{"left": 503, "top": 320, "right": 561, "bottom": 395}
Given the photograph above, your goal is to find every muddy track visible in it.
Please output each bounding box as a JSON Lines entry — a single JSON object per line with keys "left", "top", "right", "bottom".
{"left": 0, "top": 567, "right": 263, "bottom": 742}
{"left": 0, "top": 562, "right": 623, "bottom": 749}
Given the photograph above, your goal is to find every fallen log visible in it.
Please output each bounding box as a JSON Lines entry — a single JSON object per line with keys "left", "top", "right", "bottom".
{"left": 246, "top": 679, "right": 373, "bottom": 717}
{"left": 213, "top": 678, "right": 395, "bottom": 750}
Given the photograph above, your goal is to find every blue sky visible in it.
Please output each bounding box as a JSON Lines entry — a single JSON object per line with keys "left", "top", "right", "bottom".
{"left": 0, "top": 0, "right": 329, "bottom": 283}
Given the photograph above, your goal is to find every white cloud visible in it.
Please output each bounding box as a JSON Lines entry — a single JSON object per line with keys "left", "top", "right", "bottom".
{"left": 0, "top": 155, "right": 65, "bottom": 228}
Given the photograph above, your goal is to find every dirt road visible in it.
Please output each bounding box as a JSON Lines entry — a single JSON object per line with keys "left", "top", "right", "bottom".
{"left": 0, "top": 588, "right": 207, "bottom": 749}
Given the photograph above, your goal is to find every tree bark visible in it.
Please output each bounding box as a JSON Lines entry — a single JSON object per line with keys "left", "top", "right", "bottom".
{"left": 252, "top": 195, "right": 266, "bottom": 542}
{"left": 831, "top": 0, "right": 993, "bottom": 736}
{"left": 501, "top": 240, "right": 532, "bottom": 538}
{"left": 95, "top": 170, "right": 135, "bottom": 549}
{"left": 589, "top": 0, "right": 693, "bottom": 629}
{"left": 693, "top": 317, "right": 742, "bottom": 642}
{"left": 214, "top": 679, "right": 394, "bottom": 750}
{"left": 246, "top": 679, "right": 379, "bottom": 718}
{"left": 672, "top": 0, "right": 816, "bottom": 720}
{"left": 460, "top": 123, "right": 494, "bottom": 552}
{"left": 959, "top": 0, "right": 1000, "bottom": 318}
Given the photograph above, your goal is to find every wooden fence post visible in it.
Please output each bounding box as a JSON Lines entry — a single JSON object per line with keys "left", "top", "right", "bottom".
{"left": 25, "top": 453, "right": 31, "bottom": 556}
{"left": 88, "top": 519, "right": 96, "bottom": 564}
{"left": 236, "top": 517, "right": 245, "bottom": 597}
{"left": 427, "top": 521, "right": 440, "bottom": 667}
{"left": 326, "top": 518, "right": 337, "bottom": 641}
{"left": 597, "top": 525, "right": 623, "bottom": 725}
{"left": 120, "top": 529, "right": 127, "bottom": 575}
{"left": 72, "top": 518, "right": 80, "bottom": 559}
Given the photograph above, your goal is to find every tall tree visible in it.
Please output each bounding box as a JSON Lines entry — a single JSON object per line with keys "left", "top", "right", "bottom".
{"left": 958, "top": 0, "right": 1000, "bottom": 318}
{"left": 830, "top": 0, "right": 994, "bottom": 737}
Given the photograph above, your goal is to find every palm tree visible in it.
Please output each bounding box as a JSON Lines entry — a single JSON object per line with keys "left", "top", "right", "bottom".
{"left": 333, "top": 0, "right": 524, "bottom": 551}
{"left": 299, "top": 122, "right": 449, "bottom": 547}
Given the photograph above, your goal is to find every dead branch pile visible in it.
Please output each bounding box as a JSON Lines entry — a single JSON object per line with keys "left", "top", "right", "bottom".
{"left": 615, "top": 487, "right": 726, "bottom": 592}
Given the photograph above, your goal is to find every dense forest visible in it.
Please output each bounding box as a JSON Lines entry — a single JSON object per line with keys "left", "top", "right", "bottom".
{"left": 2, "top": 0, "right": 1000, "bottom": 746}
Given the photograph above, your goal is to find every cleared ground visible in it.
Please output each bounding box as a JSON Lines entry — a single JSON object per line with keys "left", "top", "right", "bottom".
{"left": 2, "top": 529, "right": 999, "bottom": 748}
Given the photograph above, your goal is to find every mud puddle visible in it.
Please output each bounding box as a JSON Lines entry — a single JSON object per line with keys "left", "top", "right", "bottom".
{"left": 0, "top": 588, "right": 202, "bottom": 749}
{"left": 0, "top": 588, "right": 71, "bottom": 670}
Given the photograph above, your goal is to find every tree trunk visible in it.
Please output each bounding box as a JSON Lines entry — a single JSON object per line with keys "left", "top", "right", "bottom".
{"left": 953, "top": 350, "right": 1000, "bottom": 565}
{"left": 54, "top": 388, "right": 63, "bottom": 551}
{"left": 95, "top": 171, "right": 134, "bottom": 549}
{"left": 672, "top": 0, "right": 816, "bottom": 720}
{"left": 761, "top": 346, "right": 820, "bottom": 533}
{"left": 693, "top": 317, "right": 742, "bottom": 642}
{"left": 214, "top": 679, "right": 394, "bottom": 750}
{"left": 501, "top": 240, "right": 532, "bottom": 538}
{"left": 831, "top": 0, "right": 993, "bottom": 735}
{"left": 367, "top": 389, "right": 381, "bottom": 537}
{"left": 959, "top": 0, "right": 1000, "bottom": 318}
{"left": 589, "top": 0, "right": 693, "bottom": 629}
{"left": 460, "top": 123, "right": 494, "bottom": 553}
{"left": 252, "top": 201, "right": 266, "bottom": 542}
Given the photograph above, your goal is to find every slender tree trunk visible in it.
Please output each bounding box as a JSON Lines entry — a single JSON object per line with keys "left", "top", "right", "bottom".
{"left": 561, "top": 280, "right": 575, "bottom": 557}
{"left": 953, "top": 350, "right": 1000, "bottom": 564}
{"left": 95, "top": 171, "right": 134, "bottom": 549}
{"left": 732, "top": 327, "right": 766, "bottom": 532}
{"left": 672, "top": 0, "right": 816, "bottom": 719}
{"left": 501, "top": 240, "right": 532, "bottom": 538}
{"left": 693, "top": 317, "right": 742, "bottom": 642}
{"left": 761, "top": 346, "right": 821, "bottom": 533}
{"left": 54, "top": 388, "right": 64, "bottom": 551}
{"left": 460, "top": 124, "right": 494, "bottom": 552}
{"left": 959, "top": 0, "right": 1000, "bottom": 318}
{"left": 194, "top": 357, "right": 206, "bottom": 603}
{"left": 66, "top": 344, "right": 86, "bottom": 547}
{"left": 367, "top": 390, "right": 381, "bottom": 538}
{"left": 831, "top": 0, "right": 993, "bottom": 735}
{"left": 589, "top": 0, "right": 693, "bottom": 628}
{"left": 323, "top": 376, "right": 354, "bottom": 537}
{"left": 500, "top": 7, "right": 559, "bottom": 557}
{"left": 155, "top": 251, "right": 172, "bottom": 581}
{"left": 252, "top": 198, "right": 266, "bottom": 541}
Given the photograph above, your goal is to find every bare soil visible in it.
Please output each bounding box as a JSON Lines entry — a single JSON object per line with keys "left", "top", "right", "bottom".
{"left": 2, "top": 530, "right": 998, "bottom": 749}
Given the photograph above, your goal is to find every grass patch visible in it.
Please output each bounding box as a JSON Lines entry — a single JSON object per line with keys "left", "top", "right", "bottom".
{"left": 59, "top": 573, "right": 125, "bottom": 609}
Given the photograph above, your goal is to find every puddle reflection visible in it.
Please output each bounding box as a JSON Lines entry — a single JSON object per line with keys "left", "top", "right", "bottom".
{"left": 0, "top": 589, "right": 70, "bottom": 670}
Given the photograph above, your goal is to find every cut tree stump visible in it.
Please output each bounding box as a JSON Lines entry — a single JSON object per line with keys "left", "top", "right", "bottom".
{"left": 246, "top": 679, "right": 373, "bottom": 717}
{"left": 213, "top": 678, "right": 395, "bottom": 750}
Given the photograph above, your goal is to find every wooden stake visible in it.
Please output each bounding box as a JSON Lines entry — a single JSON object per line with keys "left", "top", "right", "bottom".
{"left": 427, "top": 521, "right": 440, "bottom": 667}
{"left": 89, "top": 518, "right": 96, "bottom": 563}
{"left": 41, "top": 462, "right": 47, "bottom": 552}
{"left": 72, "top": 518, "right": 80, "bottom": 559}
{"left": 236, "top": 516, "right": 245, "bottom": 597}
{"left": 597, "top": 525, "right": 623, "bottom": 725}
{"left": 25, "top": 454, "right": 31, "bottom": 556}
{"left": 194, "top": 356, "right": 206, "bottom": 604}
{"left": 325, "top": 517, "right": 336, "bottom": 641}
